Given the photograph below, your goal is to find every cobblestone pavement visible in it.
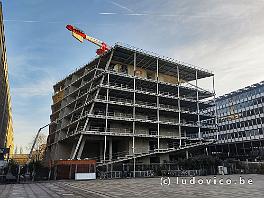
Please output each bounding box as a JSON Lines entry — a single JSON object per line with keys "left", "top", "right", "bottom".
{"left": 0, "top": 174, "right": 264, "bottom": 198}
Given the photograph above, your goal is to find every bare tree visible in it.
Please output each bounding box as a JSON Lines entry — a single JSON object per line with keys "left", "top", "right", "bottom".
{"left": 27, "top": 134, "right": 47, "bottom": 151}
{"left": 27, "top": 134, "right": 47, "bottom": 161}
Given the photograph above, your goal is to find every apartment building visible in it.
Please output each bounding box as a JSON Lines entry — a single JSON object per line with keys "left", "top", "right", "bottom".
{"left": 0, "top": 2, "right": 13, "bottom": 154}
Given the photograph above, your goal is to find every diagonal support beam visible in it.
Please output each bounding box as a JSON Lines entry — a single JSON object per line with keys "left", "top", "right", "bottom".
{"left": 83, "top": 50, "right": 114, "bottom": 131}
{"left": 71, "top": 134, "right": 83, "bottom": 159}
{"left": 77, "top": 136, "right": 86, "bottom": 159}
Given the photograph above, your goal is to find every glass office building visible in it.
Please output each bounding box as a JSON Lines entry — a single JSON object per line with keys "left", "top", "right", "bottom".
{"left": 203, "top": 81, "right": 264, "bottom": 160}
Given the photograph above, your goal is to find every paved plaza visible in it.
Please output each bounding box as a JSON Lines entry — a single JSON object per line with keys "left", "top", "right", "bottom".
{"left": 0, "top": 174, "right": 264, "bottom": 198}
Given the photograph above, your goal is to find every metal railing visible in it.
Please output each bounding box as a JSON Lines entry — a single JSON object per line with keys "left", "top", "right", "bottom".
{"left": 92, "top": 110, "right": 200, "bottom": 126}
{"left": 115, "top": 42, "right": 213, "bottom": 74}
{"left": 160, "top": 118, "right": 179, "bottom": 124}
{"left": 98, "top": 171, "right": 122, "bottom": 179}
{"left": 108, "top": 63, "right": 213, "bottom": 95}
{"left": 104, "top": 82, "right": 212, "bottom": 103}
{"left": 67, "top": 126, "right": 180, "bottom": 139}
{"left": 96, "top": 140, "right": 214, "bottom": 166}
{"left": 159, "top": 103, "right": 178, "bottom": 110}
{"left": 96, "top": 95, "right": 201, "bottom": 115}
{"left": 89, "top": 126, "right": 132, "bottom": 134}
{"left": 161, "top": 170, "right": 203, "bottom": 177}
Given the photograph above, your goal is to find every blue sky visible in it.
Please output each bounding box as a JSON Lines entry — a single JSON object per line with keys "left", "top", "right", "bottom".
{"left": 2, "top": 0, "right": 264, "bottom": 151}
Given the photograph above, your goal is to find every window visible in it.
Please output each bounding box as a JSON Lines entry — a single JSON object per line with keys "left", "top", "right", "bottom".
{"left": 245, "top": 121, "right": 248, "bottom": 127}
{"left": 242, "top": 131, "right": 246, "bottom": 137}
{"left": 243, "top": 111, "right": 247, "bottom": 117}
{"left": 239, "top": 132, "right": 242, "bottom": 138}
{"left": 259, "top": 128, "right": 263, "bottom": 135}
{"left": 241, "top": 121, "right": 245, "bottom": 128}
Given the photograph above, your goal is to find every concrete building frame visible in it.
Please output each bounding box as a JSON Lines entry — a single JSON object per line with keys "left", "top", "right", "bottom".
{"left": 46, "top": 43, "right": 216, "bottom": 167}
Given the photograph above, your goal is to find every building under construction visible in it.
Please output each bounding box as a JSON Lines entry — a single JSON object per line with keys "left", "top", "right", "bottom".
{"left": 46, "top": 43, "right": 216, "bottom": 168}
{"left": 0, "top": 2, "right": 13, "bottom": 156}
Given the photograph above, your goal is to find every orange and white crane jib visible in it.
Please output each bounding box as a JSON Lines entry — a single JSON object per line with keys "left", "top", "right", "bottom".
{"left": 66, "top": 24, "right": 110, "bottom": 55}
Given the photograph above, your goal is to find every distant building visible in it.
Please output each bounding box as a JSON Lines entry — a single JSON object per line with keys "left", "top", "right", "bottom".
{"left": 11, "top": 154, "right": 29, "bottom": 165}
{"left": 0, "top": 2, "right": 13, "bottom": 154}
{"left": 46, "top": 43, "right": 216, "bottom": 167}
{"left": 204, "top": 81, "right": 264, "bottom": 160}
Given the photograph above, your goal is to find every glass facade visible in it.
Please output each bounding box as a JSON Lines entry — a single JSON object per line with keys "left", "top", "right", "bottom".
{"left": 204, "top": 81, "right": 264, "bottom": 142}
{"left": 203, "top": 81, "right": 264, "bottom": 160}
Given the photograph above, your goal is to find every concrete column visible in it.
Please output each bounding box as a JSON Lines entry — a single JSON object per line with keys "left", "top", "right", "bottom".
{"left": 104, "top": 135, "right": 107, "bottom": 162}
{"left": 133, "top": 52, "right": 136, "bottom": 178}
{"left": 77, "top": 137, "right": 86, "bottom": 159}
{"left": 205, "top": 147, "right": 208, "bottom": 155}
{"left": 177, "top": 65, "right": 181, "bottom": 140}
{"left": 156, "top": 58, "right": 160, "bottom": 150}
{"left": 186, "top": 150, "right": 189, "bottom": 159}
{"left": 179, "top": 139, "right": 182, "bottom": 148}
{"left": 212, "top": 75, "right": 219, "bottom": 140}
{"left": 100, "top": 141, "right": 103, "bottom": 161}
{"left": 196, "top": 70, "right": 201, "bottom": 139}
{"left": 109, "top": 138, "right": 113, "bottom": 161}
{"left": 70, "top": 142, "right": 78, "bottom": 159}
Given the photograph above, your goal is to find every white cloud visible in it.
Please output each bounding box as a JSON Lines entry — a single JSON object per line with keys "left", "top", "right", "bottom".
{"left": 171, "top": 35, "right": 264, "bottom": 96}
{"left": 109, "top": 0, "right": 134, "bottom": 13}
{"left": 119, "top": 0, "right": 264, "bottom": 98}
{"left": 12, "top": 78, "right": 54, "bottom": 97}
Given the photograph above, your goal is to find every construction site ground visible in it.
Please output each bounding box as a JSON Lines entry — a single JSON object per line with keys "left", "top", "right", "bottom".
{"left": 0, "top": 174, "right": 263, "bottom": 198}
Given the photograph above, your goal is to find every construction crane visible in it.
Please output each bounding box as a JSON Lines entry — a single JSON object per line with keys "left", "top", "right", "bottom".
{"left": 66, "top": 24, "right": 110, "bottom": 55}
